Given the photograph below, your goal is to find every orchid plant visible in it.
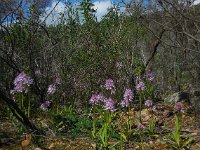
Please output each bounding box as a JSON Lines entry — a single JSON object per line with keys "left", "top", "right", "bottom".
{"left": 10, "top": 72, "right": 33, "bottom": 117}
{"left": 168, "top": 102, "right": 194, "bottom": 149}
{"left": 90, "top": 79, "right": 116, "bottom": 149}
{"left": 120, "top": 88, "right": 134, "bottom": 144}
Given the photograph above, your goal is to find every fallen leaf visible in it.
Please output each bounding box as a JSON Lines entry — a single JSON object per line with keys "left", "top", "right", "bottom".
{"left": 21, "top": 133, "right": 32, "bottom": 148}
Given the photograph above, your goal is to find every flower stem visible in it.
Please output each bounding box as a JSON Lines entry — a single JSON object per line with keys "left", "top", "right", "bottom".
{"left": 27, "top": 94, "right": 30, "bottom": 118}
{"left": 139, "top": 92, "right": 142, "bottom": 122}
{"left": 21, "top": 94, "right": 24, "bottom": 110}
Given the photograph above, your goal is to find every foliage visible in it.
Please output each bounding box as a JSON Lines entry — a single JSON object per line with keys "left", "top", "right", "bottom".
{"left": 167, "top": 115, "right": 194, "bottom": 150}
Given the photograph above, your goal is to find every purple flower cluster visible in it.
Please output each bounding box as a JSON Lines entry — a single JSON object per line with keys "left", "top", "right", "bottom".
{"left": 40, "top": 100, "right": 51, "bottom": 110}
{"left": 121, "top": 89, "right": 134, "bottom": 107}
{"left": 136, "top": 80, "right": 145, "bottom": 91}
{"left": 47, "top": 76, "right": 62, "bottom": 95}
{"left": 137, "top": 123, "right": 145, "bottom": 129}
{"left": 47, "top": 84, "right": 56, "bottom": 95}
{"left": 144, "top": 99, "right": 153, "bottom": 107}
{"left": 105, "top": 79, "right": 116, "bottom": 94}
{"left": 89, "top": 95, "right": 99, "bottom": 104}
{"left": 152, "top": 105, "right": 157, "bottom": 112}
{"left": 10, "top": 72, "right": 33, "bottom": 94}
{"left": 104, "top": 98, "right": 115, "bottom": 111}
{"left": 89, "top": 92, "right": 105, "bottom": 105}
{"left": 175, "top": 102, "right": 184, "bottom": 112}
{"left": 89, "top": 92, "right": 115, "bottom": 111}
{"left": 146, "top": 70, "right": 154, "bottom": 82}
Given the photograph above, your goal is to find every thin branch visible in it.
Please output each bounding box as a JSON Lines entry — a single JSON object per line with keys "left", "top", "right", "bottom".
{"left": 145, "top": 28, "right": 166, "bottom": 68}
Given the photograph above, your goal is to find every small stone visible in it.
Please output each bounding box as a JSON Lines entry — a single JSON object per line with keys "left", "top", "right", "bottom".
{"left": 164, "top": 92, "right": 189, "bottom": 103}
{"left": 34, "top": 148, "right": 42, "bottom": 150}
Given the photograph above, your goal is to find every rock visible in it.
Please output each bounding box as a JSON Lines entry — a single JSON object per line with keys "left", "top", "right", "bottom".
{"left": 193, "top": 90, "right": 200, "bottom": 97}
{"left": 190, "top": 90, "right": 200, "bottom": 117}
{"left": 164, "top": 92, "right": 189, "bottom": 103}
{"left": 190, "top": 90, "right": 200, "bottom": 104}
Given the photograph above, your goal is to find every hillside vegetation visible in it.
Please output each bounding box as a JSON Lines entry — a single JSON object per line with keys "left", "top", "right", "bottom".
{"left": 0, "top": 0, "right": 200, "bottom": 149}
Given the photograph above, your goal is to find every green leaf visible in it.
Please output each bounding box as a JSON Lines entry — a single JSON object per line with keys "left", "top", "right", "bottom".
{"left": 119, "top": 132, "right": 127, "bottom": 141}
{"left": 109, "top": 141, "right": 120, "bottom": 149}
{"left": 182, "top": 138, "right": 194, "bottom": 148}
{"left": 92, "top": 120, "right": 96, "bottom": 138}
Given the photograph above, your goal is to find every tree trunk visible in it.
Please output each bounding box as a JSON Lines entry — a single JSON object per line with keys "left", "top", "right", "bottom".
{"left": 0, "top": 89, "right": 43, "bottom": 134}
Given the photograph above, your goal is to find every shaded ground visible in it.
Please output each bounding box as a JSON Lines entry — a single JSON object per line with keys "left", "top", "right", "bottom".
{"left": 1, "top": 102, "right": 200, "bottom": 150}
